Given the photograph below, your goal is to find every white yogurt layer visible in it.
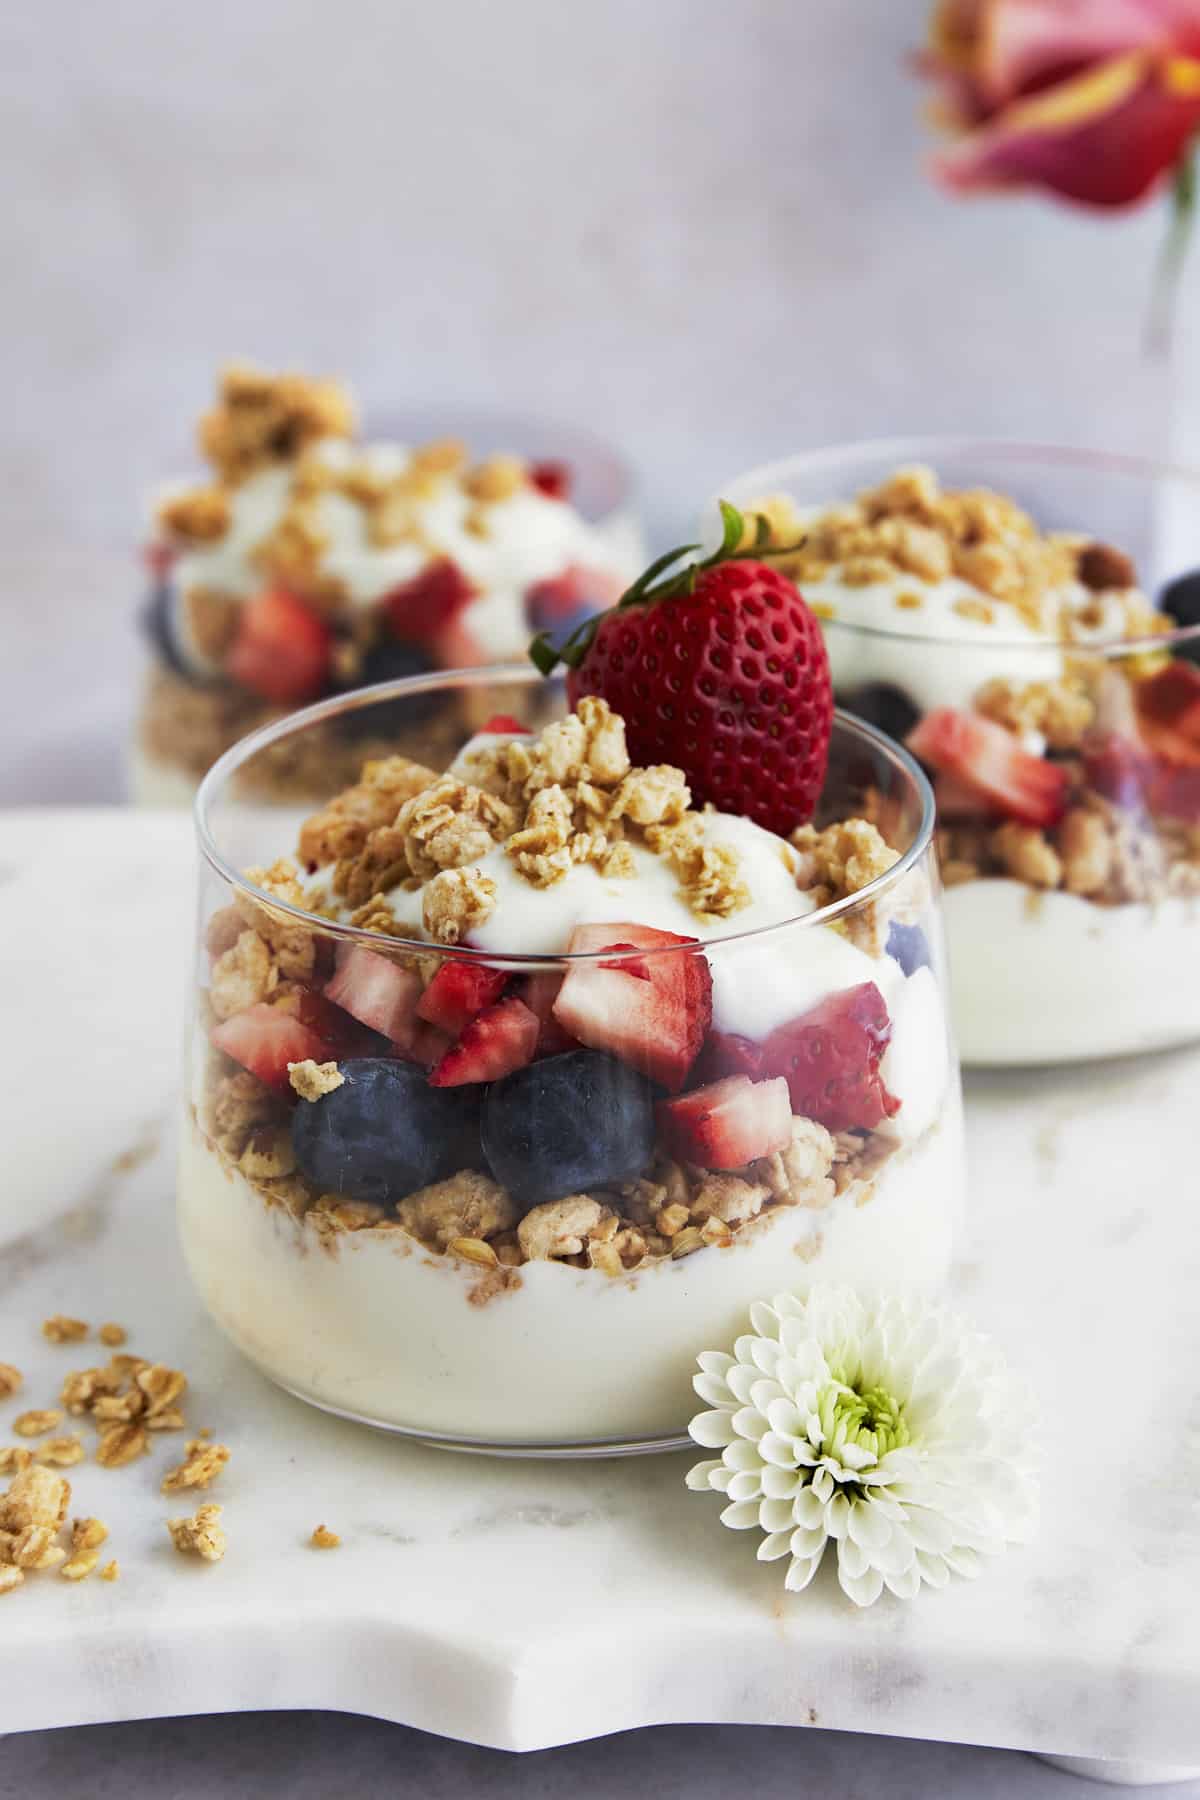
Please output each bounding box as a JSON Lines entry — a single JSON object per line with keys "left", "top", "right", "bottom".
{"left": 803, "top": 571, "right": 1063, "bottom": 714}
{"left": 945, "top": 879, "right": 1200, "bottom": 1064}
{"left": 177, "top": 1101, "right": 963, "bottom": 1445}
{"left": 164, "top": 439, "right": 629, "bottom": 662}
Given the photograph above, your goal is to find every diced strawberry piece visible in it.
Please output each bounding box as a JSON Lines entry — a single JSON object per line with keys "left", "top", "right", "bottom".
{"left": 528, "top": 460, "right": 572, "bottom": 501}
{"left": 527, "top": 564, "right": 625, "bottom": 629}
{"left": 479, "top": 714, "right": 530, "bottom": 736}
{"left": 699, "top": 982, "right": 900, "bottom": 1134}
{"left": 385, "top": 559, "right": 475, "bottom": 646}
{"left": 1152, "top": 763, "right": 1200, "bottom": 821}
{"left": 416, "top": 962, "right": 508, "bottom": 1036}
{"left": 933, "top": 771, "right": 1000, "bottom": 821}
{"left": 225, "top": 587, "right": 331, "bottom": 704}
{"left": 658, "top": 1075, "right": 791, "bottom": 1171}
{"left": 212, "top": 998, "right": 344, "bottom": 1094}
{"left": 552, "top": 923, "right": 712, "bottom": 1093}
{"left": 1136, "top": 662, "right": 1200, "bottom": 767}
{"left": 326, "top": 948, "right": 424, "bottom": 1043}
{"left": 428, "top": 997, "right": 540, "bottom": 1087}
{"left": 907, "top": 707, "right": 1069, "bottom": 828}
{"left": 518, "top": 971, "right": 578, "bottom": 1056}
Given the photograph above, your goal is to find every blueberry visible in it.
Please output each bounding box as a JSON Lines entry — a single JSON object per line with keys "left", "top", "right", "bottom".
{"left": 886, "top": 919, "right": 932, "bottom": 978}
{"left": 481, "top": 1050, "right": 658, "bottom": 1207}
{"left": 1158, "top": 571, "right": 1200, "bottom": 662}
{"left": 140, "top": 582, "right": 194, "bottom": 680}
{"left": 841, "top": 683, "right": 920, "bottom": 744}
{"left": 335, "top": 639, "right": 440, "bottom": 737}
{"left": 292, "top": 1058, "right": 481, "bottom": 1204}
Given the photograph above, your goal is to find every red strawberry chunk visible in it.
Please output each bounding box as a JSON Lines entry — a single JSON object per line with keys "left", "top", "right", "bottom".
{"left": 225, "top": 588, "right": 331, "bottom": 704}
{"left": 384, "top": 559, "right": 475, "bottom": 646}
{"left": 428, "top": 997, "right": 540, "bottom": 1087}
{"left": 1136, "top": 662, "right": 1200, "bottom": 767}
{"left": 552, "top": 923, "right": 712, "bottom": 1092}
{"left": 416, "top": 962, "right": 508, "bottom": 1035}
{"left": 518, "top": 971, "right": 578, "bottom": 1056}
{"left": 326, "top": 948, "right": 423, "bottom": 1043}
{"left": 658, "top": 1075, "right": 791, "bottom": 1171}
{"left": 907, "top": 707, "right": 1069, "bottom": 828}
{"left": 700, "top": 982, "right": 900, "bottom": 1134}
{"left": 933, "top": 770, "right": 1000, "bottom": 822}
{"left": 479, "top": 714, "right": 530, "bottom": 736}
{"left": 211, "top": 997, "right": 348, "bottom": 1094}
{"left": 528, "top": 460, "right": 572, "bottom": 501}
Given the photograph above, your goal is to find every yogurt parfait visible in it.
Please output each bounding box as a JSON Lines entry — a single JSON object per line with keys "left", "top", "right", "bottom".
{"left": 723, "top": 445, "right": 1200, "bottom": 1066}
{"left": 180, "top": 531, "right": 962, "bottom": 1451}
{"left": 134, "top": 363, "right": 636, "bottom": 804}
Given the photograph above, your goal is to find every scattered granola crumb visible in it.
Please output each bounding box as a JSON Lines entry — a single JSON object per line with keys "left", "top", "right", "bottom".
{"left": 288, "top": 1059, "right": 344, "bottom": 1102}
{"left": 42, "top": 1316, "right": 89, "bottom": 1345}
{"left": 161, "top": 1440, "right": 230, "bottom": 1494}
{"left": 14, "top": 1410, "right": 62, "bottom": 1439}
{"left": 72, "top": 1517, "right": 109, "bottom": 1553}
{"left": 167, "top": 1504, "right": 226, "bottom": 1564}
{"left": 0, "top": 1363, "right": 22, "bottom": 1398}
{"left": 100, "top": 1559, "right": 119, "bottom": 1582}
{"left": 0, "top": 1565, "right": 24, "bottom": 1595}
{"left": 96, "top": 1423, "right": 149, "bottom": 1469}
{"left": 310, "top": 1524, "right": 341, "bottom": 1550}
{"left": 60, "top": 1549, "right": 100, "bottom": 1582}
{"left": 35, "top": 1436, "right": 86, "bottom": 1468}
{"left": 98, "top": 1324, "right": 127, "bottom": 1348}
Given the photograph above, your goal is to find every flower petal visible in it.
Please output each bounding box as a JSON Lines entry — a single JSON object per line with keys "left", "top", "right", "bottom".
{"left": 760, "top": 1497, "right": 797, "bottom": 1534}
{"left": 785, "top": 1545, "right": 826, "bottom": 1592}
{"left": 838, "top": 1557, "right": 886, "bottom": 1608}
{"left": 692, "top": 1372, "right": 735, "bottom": 1409}
{"left": 884, "top": 1561, "right": 923, "bottom": 1601}
{"left": 846, "top": 1500, "right": 893, "bottom": 1551}
{"left": 758, "top": 1530, "right": 793, "bottom": 1562}
{"left": 720, "top": 1499, "right": 764, "bottom": 1531}
{"left": 689, "top": 1409, "right": 738, "bottom": 1449}
{"left": 684, "top": 1458, "right": 724, "bottom": 1492}
{"left": 727, "top": 1469, "right": 764, "bottom": 1503}
{"left": 932, "top": 49, "right": 1200, "bottom": 206}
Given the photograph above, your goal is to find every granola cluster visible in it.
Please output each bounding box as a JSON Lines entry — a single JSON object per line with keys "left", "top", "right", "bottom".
{"left": 753, "top": 465, "right": 1164, "bottom": 639}
{"left": 939, "top": 798, "right": 1200, "bottom": 904}
{"left": 298, "top": 699, "right": 809, "bottom": 936}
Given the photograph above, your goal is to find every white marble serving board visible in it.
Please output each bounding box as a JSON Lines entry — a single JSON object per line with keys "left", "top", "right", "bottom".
{"left": 2, "top": 809, "right": 1199, "bottom": 1772}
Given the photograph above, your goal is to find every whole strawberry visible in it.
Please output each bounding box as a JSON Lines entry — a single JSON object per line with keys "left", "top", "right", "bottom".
{"left": 531, "top": 503, "right": 833, "bottom": 835}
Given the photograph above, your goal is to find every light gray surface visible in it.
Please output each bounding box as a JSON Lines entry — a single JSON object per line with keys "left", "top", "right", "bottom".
{"left": 4, "top": 1717, "right": 1200, "bottom": 1800}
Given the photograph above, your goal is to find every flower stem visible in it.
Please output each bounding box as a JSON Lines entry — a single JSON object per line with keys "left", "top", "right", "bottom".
{"left": 1147, "top": 144, "right": 1197, "bottom": 357}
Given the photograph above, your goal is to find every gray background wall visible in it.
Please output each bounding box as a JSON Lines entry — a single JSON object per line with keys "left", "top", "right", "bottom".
{"left": 2, "top": 0, "right": 1193, "bottom": 800}
{"left": 0, "top": 0, "right": 1184, "bottom": 549}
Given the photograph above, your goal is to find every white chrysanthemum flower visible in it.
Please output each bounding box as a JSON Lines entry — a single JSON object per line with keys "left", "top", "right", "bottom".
{"left": 685, "top": 1286, "right": 1038, "bottom": 1608}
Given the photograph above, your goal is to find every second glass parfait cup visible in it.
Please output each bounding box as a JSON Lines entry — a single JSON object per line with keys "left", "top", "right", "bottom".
{"left": 182, "top": 668, "right": 963, "bottom": 1454}
{"left": 721, "top": 441, "right": 1200, "bottom": 1067}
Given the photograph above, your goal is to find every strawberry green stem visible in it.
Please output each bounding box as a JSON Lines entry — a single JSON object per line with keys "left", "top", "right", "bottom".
{"left": 530, "top": 500, "right": 801, "bottom": 675}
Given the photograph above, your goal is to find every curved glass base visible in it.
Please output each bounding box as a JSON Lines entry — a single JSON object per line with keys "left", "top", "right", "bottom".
{"left": 1036, "top": 1753, "right": 1200, "bottom": 1786}
{"left": 274, "top": 1376, "right": 691, "bottom": 1460}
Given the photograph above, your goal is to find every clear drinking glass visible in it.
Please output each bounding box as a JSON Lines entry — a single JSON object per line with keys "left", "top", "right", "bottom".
{"left": 720, "top": 441, "right": 1200, "bottom": 1066}
{"left": 181, "top": 669, "right": 963, "bottom": 1455}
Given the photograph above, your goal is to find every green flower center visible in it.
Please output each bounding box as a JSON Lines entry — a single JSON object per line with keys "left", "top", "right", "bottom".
{"left": 818, "top": 1379, "right": 910, "bottom": 1461}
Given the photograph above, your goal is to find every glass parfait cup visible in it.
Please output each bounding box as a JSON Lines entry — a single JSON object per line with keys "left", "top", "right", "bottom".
{"left": 182, "top": 669, "right": 963, "bottom": 1454}
{"left": 721, "top": 441, "right": 1200, "bottom": 1067}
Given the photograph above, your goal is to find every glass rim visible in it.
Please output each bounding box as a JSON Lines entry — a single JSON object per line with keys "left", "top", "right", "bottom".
{"left": 717, "top": 434, "right": 1200, "bottom": 656}
{"left": 194, "top": 664, "right": 937, "bottom": 966}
